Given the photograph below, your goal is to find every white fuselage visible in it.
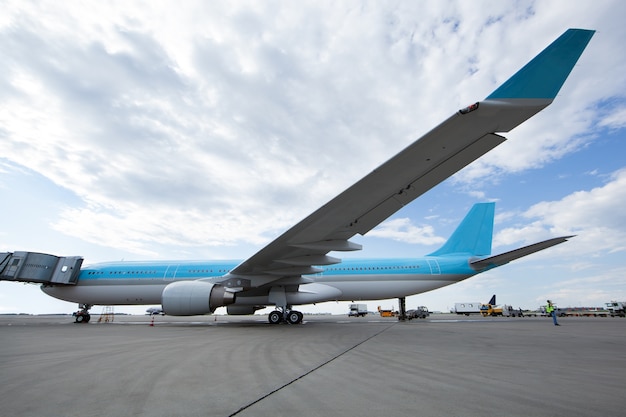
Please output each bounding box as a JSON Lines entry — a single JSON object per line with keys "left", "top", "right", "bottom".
{"left": 41, "top": 257, "right": 476, "bottom": 308}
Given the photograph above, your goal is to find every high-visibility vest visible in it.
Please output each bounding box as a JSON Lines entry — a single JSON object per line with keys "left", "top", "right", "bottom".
{"left": 546, "top": 304, "right": 554, "bottom": 313}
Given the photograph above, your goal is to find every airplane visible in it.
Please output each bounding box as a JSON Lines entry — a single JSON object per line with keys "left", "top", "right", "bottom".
{"left": 145, "top": 307, "right": 165, "bottom": 316}
{"left": 0, "top": 29, "right": 594, "bottom": 324}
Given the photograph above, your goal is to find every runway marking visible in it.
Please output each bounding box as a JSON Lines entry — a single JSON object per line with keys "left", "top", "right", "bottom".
{"left": 337, "top": 319, "right": 392, "bottom": 323}
{"left": 434, "top": 318, "right": 521, "bottom": 323}
{"left": 228, "top": 321, "right": 397, "bottom": 416}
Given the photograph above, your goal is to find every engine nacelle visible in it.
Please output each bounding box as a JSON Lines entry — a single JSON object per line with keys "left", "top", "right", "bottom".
{"left": 161, "top": 281, "right": 235, "bottom": 316}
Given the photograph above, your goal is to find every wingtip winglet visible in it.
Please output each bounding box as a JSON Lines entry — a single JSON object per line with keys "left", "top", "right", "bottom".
{"left": 486, "top": 28, "right": 595, "bottom": 100}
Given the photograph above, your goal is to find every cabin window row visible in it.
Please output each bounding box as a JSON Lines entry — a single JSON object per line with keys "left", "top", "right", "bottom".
{"left": 86, "top": 269, "right": 229, "bottom": 275}
{"left": 324, "top": 265, "right": 420, "bottom": 271}
{"left": 86, "top": 271, "right": 158, "bottom": 275}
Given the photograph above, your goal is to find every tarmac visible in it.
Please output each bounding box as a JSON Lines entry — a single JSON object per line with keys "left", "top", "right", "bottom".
{"left": 1, "top": 313, "right": 624, "bottom": 417}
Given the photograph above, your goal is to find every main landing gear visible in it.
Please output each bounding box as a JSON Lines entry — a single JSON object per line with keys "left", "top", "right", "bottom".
{"left": 398, "top": 297, "right": 407, "bottom": 321}
{"left": 268, "top": 308, "right": 303, "bottom": 325}
{"left": 73, "top": 304, "right": 92, "bottom": 323}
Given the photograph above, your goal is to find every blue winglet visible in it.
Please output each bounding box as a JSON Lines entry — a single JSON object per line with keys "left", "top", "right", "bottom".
{"left": 487, "top": 29, "right": 594, "bottom": 100}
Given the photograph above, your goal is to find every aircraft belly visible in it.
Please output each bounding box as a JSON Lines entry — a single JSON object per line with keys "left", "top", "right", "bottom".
{"left": 41, "top": 283, "right": 166, "bottom": 305}
{"left": 318, "top": 274, "right": 469, "bottom": 300}
{"left": 235, "top": 283, "right": 342, "bottom": 306}
{"left": 234, "top": 274, "right": 470, "bottom": 306}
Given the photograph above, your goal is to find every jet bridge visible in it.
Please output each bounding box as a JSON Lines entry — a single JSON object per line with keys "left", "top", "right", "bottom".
{"left": 0, "top": 252, "right": 83, "bottom": 285}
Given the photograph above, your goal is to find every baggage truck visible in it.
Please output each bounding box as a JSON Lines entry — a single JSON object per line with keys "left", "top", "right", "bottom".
{"left": 480, "top": 304, "right": 515, "bottom": 317}
{"left": 349, "top": 304, "right": 368, "bottom": 317}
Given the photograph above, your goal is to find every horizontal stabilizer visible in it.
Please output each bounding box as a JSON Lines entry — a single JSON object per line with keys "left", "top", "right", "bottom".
{"left": 470, "top": 236, "right": 574, "bottom": 271}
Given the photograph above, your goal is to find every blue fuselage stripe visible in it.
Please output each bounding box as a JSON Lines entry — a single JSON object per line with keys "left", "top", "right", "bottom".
{"left": 76, "top": 257, "right": 475, "bottom": 282}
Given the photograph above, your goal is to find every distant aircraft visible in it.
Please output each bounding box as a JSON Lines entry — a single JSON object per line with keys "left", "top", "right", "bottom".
{"left": 146, "top": 307, "right": 165, "bottom": 316}
{"left": 0, "top": 29, "right": 594, "bottom": 324}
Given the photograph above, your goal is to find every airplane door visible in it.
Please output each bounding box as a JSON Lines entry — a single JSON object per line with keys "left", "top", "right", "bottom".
{"left": 426, "top": 259, "right": 441, "bottom": 275}
{"left": 163, "top": 264, "right": 180, "bottom": 280}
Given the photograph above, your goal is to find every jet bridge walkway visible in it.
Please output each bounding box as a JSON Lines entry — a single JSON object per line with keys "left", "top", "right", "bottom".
{"left": 0, "top": 251, "right": 83, "bottom": 285}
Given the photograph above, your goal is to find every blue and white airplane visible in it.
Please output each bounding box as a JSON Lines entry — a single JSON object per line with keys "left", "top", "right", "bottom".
{"left": 0, "top": 29, "right": 594, "bottom": 324}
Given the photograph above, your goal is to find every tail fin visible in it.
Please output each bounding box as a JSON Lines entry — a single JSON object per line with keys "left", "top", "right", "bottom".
{"left": 428, "top": 203, "right": 494, "bottom": 257}
{"left": 488, "top": 294, "right": 496, "bottom": 305}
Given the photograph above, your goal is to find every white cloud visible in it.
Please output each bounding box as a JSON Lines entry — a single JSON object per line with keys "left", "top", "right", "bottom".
{"left": 368, "top": 218, "right": 446, "bottom": 245}
{"left": 1, "top": 0, "right": 625, "bottom": 260}
{"left": 494, "top": 168, "right": 626, "bottom": 255}
{"left": 599, "top": 105, "right": 626, "bottom": 130}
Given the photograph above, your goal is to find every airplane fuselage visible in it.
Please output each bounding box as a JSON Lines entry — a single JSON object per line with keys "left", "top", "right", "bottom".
{"left": 41, "top": 256, "right": 478, "bottom": 308}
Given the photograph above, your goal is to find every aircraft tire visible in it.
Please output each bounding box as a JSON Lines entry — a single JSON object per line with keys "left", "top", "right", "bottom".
{"left": 74, "top": 313, "right": 91, "bottom": 324}
{"left": 287, "top": 311, "right": 303, "bottom": 325}
{"left": 268, "top": 311, "right": 282, "bottom": 324}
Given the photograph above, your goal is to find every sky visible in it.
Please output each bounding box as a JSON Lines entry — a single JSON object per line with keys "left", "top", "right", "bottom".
{"left": 1, "top": 1, "right": 626, "bottom": 316}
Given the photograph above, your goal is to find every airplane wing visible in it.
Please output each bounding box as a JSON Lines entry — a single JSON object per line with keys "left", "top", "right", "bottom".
{"left": 223, "top": 29, "right": 594, "bottom": 287}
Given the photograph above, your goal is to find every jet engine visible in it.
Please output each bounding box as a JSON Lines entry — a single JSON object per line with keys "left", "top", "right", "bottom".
{"left": 161, "top": 281, "right": 235, "bottom": 316}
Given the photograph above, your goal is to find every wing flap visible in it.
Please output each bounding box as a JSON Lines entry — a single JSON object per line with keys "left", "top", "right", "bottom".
{"left": 348, "top": 133, "right": 506, "bottom": 235}
{"left": 275, "top": 254, "right": 341, "bottom": 266}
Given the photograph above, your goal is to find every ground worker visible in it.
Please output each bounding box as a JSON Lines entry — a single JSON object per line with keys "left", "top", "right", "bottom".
{"left": 546, "top": 300, "right": 560, "bottom": 326}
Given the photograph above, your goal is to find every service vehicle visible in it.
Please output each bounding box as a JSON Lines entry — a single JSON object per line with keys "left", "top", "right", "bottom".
{"left": 480, "top": 304, "right": 515, "bottom": 317}
{"left": 406, "top": 306, "right": 430, "bottom": 319}
{"left": 605, "top": 301, "right": 626, "bottom": 317}
{"left": 453, "top": 302, "right": 482, "bottom": 316}
{"left": 378, "top": 306, "right": 397, "bottom": 317}
{"left": 349, "top": 304, "right": 368, "bottom": 317}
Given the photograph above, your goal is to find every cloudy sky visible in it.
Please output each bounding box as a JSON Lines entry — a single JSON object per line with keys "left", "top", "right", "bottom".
{"left": 2, "top": 1, "right": 625, "bottom": 315}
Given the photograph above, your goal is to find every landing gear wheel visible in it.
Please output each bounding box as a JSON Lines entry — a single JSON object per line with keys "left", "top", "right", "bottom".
{"left": 73, "top": 304, "right": 92, "bottom": 324}
{"left": 74, "top": 313, "right": 90, "bottom": 323}
{"left": 286, "top": 311, "right": 303, "bottom": 325}
{"left": 268, "top": 311, "right": 283, "bottom": 324}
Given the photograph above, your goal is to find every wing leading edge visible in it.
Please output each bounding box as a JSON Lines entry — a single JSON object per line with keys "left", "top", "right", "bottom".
{"left": 225, "top": 29, "right": 594, "bottom": 287}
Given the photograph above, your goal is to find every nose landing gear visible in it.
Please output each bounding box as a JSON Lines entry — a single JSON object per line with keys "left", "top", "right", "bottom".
{"left": 73, "top": 304, "right": 92, "bottom": 323}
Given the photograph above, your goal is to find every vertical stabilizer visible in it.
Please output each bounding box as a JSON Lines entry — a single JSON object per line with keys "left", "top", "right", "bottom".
{"left": 428, "top": 203, "right": 495, "bottom": 256}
